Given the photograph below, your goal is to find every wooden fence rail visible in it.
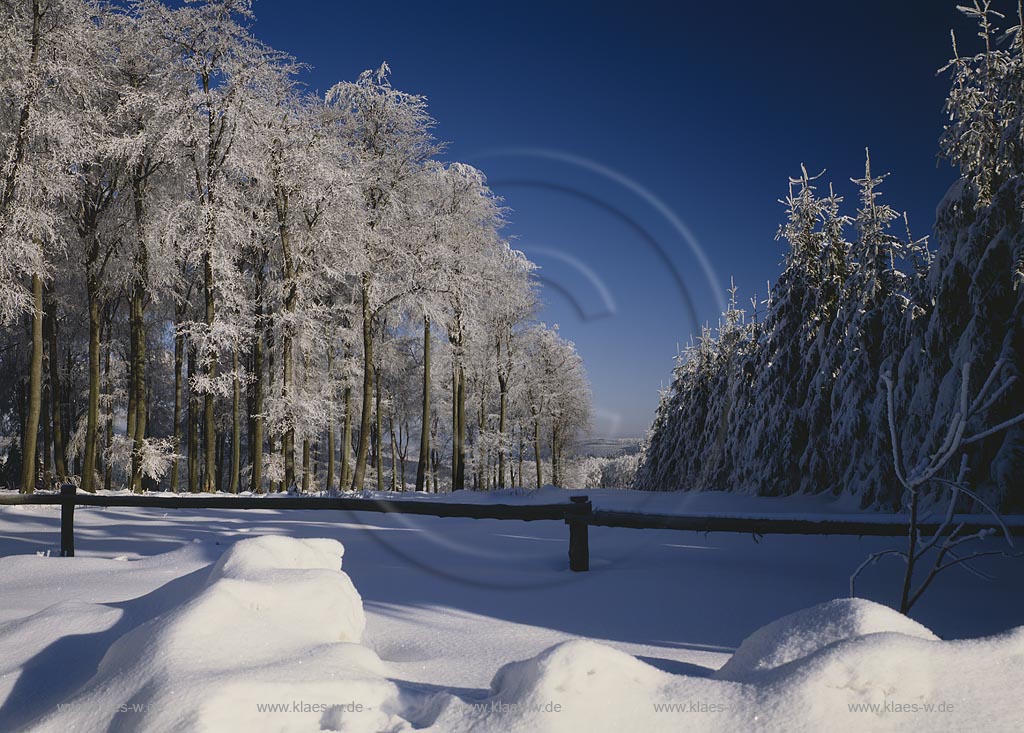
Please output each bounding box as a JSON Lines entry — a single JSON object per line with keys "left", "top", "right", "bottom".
{"left": 586, "top": 510, "right": 1023, "bottom": 537}
{"left": 1, "top": 487, "right": 1021, "bottom": 571}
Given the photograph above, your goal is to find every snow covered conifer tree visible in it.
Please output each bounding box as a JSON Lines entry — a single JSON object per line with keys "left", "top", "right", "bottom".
{"left": 746, "top": 167, "right": 835, "bottom": 496}
{"left": 639, "top": 3, "right": 1024, "bottom": 509}
{"left": 897, "top": 1, "right": 1024, "bottom": 510}
{"left": 825, "top": 152, "right": 914, "bottom": 507}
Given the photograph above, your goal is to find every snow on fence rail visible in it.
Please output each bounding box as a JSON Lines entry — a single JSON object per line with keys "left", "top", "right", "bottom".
{"left": 1, "top": 487, "right": 1021, "bottom": 571}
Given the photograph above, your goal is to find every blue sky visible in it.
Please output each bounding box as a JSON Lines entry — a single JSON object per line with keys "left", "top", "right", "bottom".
{"left": 252, "top": 0, "right": 970, "bottom": 438}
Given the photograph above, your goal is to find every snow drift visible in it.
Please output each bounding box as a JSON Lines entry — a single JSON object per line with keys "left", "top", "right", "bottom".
{"left": 715, "top": 597, "right": 939, "bottom": 679}
{"left": 430, "top": 598, "right": 1023, "bottom": 732}
{"left": 12, "top": 539, "right": 1024, "bottom": 732}
{"left": 31, "top": 536, "right": 409, "bottom": 733}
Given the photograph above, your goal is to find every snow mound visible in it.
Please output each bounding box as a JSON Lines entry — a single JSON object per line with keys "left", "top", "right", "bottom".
{"left": 10, "top": 536, "right": 1023, "bottom": 733}
{"left": 428, "top": 640, "right": 747, "bottom": 733}
{"left": 716, "top": 598, "right": 938, "bottom": 680}
{"left": 429, "top": 603, "right": 1023, "bottom": 732}
{"left": 749, "top": 625, "right": 1024, "bottom": 731}
{"left": 489, "top": 639, "right": 677, "bottom": 709}
{"left": 30, "top": 536, "right": 404, "bottom": 733}
{"left": 208, "top": 535, "right": 346, "bottom": 579}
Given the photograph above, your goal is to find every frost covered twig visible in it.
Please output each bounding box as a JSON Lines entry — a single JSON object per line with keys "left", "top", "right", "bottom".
{"left": 852, "top": 359, "right": 1024, "bottom": 613}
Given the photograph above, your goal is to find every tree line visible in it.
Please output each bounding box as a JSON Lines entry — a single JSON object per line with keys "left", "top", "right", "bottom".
{"left": 0, "top": 0, "right": 591, "bottom": 494}
{"left": 637, "top": 1, "right": 1024, "bottom": 512}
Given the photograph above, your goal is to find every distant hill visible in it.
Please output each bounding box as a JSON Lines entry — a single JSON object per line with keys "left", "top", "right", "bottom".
{"left": 577, "top": 438, "right": 640, "bottom": 458}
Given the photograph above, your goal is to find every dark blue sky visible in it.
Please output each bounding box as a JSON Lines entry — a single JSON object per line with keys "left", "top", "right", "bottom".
{"left": 252, "top": 0, "right": 972, "bottom": 438}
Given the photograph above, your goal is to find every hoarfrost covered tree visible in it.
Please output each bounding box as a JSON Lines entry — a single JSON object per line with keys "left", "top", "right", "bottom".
{"left": 520, "top": 325, "right": 590, "bottom": 488}
{"left": 104, "top": 3, "right": 191, "bottom": 492}
{"left": 486, "top": 246, "right": 536, "bottom": 488}
{"left": 1, "top": 0, "right": 108, "bottom": 492}
{"left": 419, "top": 162, "right": 507, "bottom": 490}
{"left": 244, "top": 62, "right": 351, "bottom": 493}
{"left": 158, "top": 0, "right": 274, "bottom": 492}
{"left": 0, "top": 1, "right": 593, "bottom": 495}
{"left": 326, "top": 63, "right": 440, "bottom": 492}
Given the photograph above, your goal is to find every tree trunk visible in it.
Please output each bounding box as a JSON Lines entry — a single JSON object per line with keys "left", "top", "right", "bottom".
{"left": 46, "top": 294, "right": 65, "bottom": 479}
{"left": 451, "top": 352, "right": 467, "bottom": 492}
{"left": 129, "top": 284, "right": 147, "bottom": 493}
{"left": 280, "top": 226, "right": 297, "bottom": 490}
{"left": 326, "top": 421, "right": 335, "bottom": 491}
{"left": 451, "top": 365, "right": 459, "bottom": 490}
{"left": 478, "top": 391, "right": 486, "bottom": 490}
{"left": 518, "top": 432, "right": 524, "bottom": 489}
{"left": 202, "top": 250, "right": 217, "bottom": 493}
{"left": 20, "top": 275, "right": 42, "bottom": 493}
{"left": 341, "top": 384, "right": 352, "bottom": 489}
{"left": 533, "top": 414, "right": 542, "bottom": 488}
{"left": 390, "top": 413, "right": 398, "bottom": 491}
{"left": 300, "top": 351, "right": 310, "bottom": 493}
{"left": 456, "top": 364, "right": 468, "bottom": 489}
{"left": 215, "top": 427, "right": 225, "bottom": 493}
{"left": 399, "top": 421, "right": 408, "bottom": 489}
{"left": 41, "top": 345, "right": 50, "bottom": 485}
{"left": 282, "top": 325, "right": 295, "bottom": 488}
{"left": 230, "top": 348, "right": 240, "bottom": 493}
{"left": 249, "top": 261, "right": 266, "bottom": 493}
{"left": 375, "top": 368, "right": 384, "bottom": 492}
{"left": 15, "top": 380, "right": 25, "bottom": 486}
{"left": 170, "top": 304, "right": 185, "bottom": 491}
{"left": 128, "top": 166, "right": 151, "bottom": 493}
{"left": 415, "top": 316, "right": 431, "bottom": 491}
{"left": 551, "top": 422, "right": 560, "bottom": 488}
{"left": 126, "top": 307, "right": 137, "bottom": 465}
{"left": 497, "top": 373, "right": 508, "bottom": 489}
{"left": 249, "top": 323, "right": 264, "bottom": 493}
{"left": 267, "top": 327, "right": 276, "bottom": 492}
{"left": 67, "top": 348, "right": 77, "bottom": 478}
{"left": 102, "top": 314, "right": 112, "bottom": 492}
{"left": 302, "top": 437, "right": 310, "bottom": 493}
{"left": 351, "top": 277, "right": 373, "bottom": 491}
{"left": 326, "top": 349, "right": 335, "bottom": 491}
{"left": 431, "top": 447, "right": 439, "bottom": 493}
{"left": 82, "top": 282, "right": 101, "bottom": 493}
{"left": 899, "top": 491, "right": 920, "bottom": 614}
{"left": 187, "top": 347, "right": 199, "bottom": 493}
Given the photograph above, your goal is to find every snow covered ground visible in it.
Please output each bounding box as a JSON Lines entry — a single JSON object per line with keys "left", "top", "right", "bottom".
{"left": 1, "top": 490, "right": 1021, "bottom": 731}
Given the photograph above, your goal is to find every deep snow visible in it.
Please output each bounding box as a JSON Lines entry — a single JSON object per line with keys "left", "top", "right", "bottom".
{"left": 1, "top": 490, "right": 1022, "bottom": 731}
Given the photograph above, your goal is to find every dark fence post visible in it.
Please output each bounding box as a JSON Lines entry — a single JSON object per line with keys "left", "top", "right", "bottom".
{"left": 566, "top": 495, "right": 592, "bottom": 571}
{"left": 60, "top": 484, "right": 75, "bottom": 557}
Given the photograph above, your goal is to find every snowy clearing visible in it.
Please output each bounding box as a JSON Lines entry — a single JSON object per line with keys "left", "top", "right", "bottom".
{"left": 1, "top": 493, "right": 1021, "bottom": 731}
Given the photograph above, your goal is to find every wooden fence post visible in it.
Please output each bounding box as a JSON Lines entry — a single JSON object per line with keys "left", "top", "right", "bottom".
{"left": 566, "top": 495, "right": 592, "bottom": 571}
{"left": 60, "top": 484, "right": 75, "bottom": 557}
